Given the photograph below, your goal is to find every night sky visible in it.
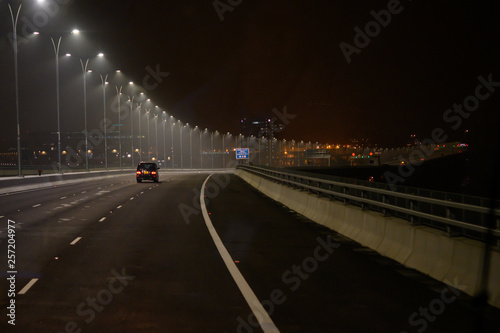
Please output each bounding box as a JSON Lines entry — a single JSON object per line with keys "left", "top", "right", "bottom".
{"left": 0, "top": 0, "right": 498, "bottom": 148}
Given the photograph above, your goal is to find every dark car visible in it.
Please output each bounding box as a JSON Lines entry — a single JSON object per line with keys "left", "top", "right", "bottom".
{"left": 136, "top": 162, "right": 159, "bottom": 183}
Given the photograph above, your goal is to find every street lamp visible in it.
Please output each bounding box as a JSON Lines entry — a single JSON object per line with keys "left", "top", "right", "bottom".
{"left": 31, "top": 28, "right": 81, "bottom": 173}
{"left": 191, "top": 126, "right": 201, "bottom": 169}
{"left": 169, "top": 116, "right": 175, "bottom": 168}
{"left": 136, "top": 102, "right": 143, "bottom": 161}
{"left": 8, "top": 3, "right": 22, "bottom": 176}
{"left": 99, "top": 71, "right": 118, "bottom": 171}
{"left": 211, "top": 131, "right": 215, "bottom": 169}
{"left": 100, "top": 74, "right": 109, "bottom": 170}
{"left": 200, "top": 129, "right": 205, "bottom": 169}
{"left": 154, "top": 113, "right": 158, "bottom": 162}
{"left": 128, "top": 95, "right": 135, "bottom": 167}
{"left": 145, "top": 109, "right": 151, "bottom": 161}
{"left": 115, "top": 85, "right": 123, "bottom": 169}
{"left": 64, "top": 30, "right": 95, "bottom": 172}
{"left": 54, "top": 31, "right": 62, "bottom": 172}
{"left": 162, "top": 112, "right": 167, "bottom": 167}
{"left": 78, "top": 54, "right": 100, "bottom": 172}
{"left": 187, "top": 124, "right": 193, "bottom": 169}
{"left": 178, "top": 120, "right": 183, "bottom": 169}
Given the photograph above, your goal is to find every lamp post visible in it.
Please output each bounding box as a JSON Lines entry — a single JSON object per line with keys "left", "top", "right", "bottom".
{"left": 195, "top": 126, "right": 199, "bottom": 169}
{"left": 51, "top": 35, "right": 63, "bottom": 173}
{"left": 128, "top": 95, "right": 135, "bottom": 167}
{"left": 99, "top": 74, "right": 109, "bottom": 170}
{"left": 179, "top": 121, "right": 183, "bottom": 169}
{"left": 222, "top": 133, "right": 227, "bottom": 168}
{"left": 200, "top": 130, "right": 204, "bottom": 169}
{"left": 137, "top": 103, "right": 143, "bottom": 161}
{"left": 188, "top": 124, "right": 193, "bottom": 169}
{"left": 115, "top": 85, "right": 123, "bottom": 169}
{"left": 145, "top": 109, "right": 151, "bottom": 161}
{"left": 154, "top": 113, "right": 158, "bottom": 162}
{"left": 211, "top": 131, "right": 214, "bottom": 169}
{"left": 170, "top": 116, "right": 175, "bottom": 169}
{"left": 162, "top": 112, "right": 167, "bottom": 167}
{"left": 59, "top": 33, "right": 91, "bottom": 171}
{"left": 79, "top": 57, "right": 93, "bottom": 172}
{"left": 98, "top": 70, "right": 120, "bottom": 170}
{"left": 8, "top": 4, "right": 22, "bottom": 176}
{"left": 31, "top": 28, "right": 80, "bottom": 173}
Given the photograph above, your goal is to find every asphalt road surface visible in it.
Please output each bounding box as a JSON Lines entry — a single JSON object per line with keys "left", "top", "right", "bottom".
{"left": 0, "top": 171, "right": 498, "bottom": 332}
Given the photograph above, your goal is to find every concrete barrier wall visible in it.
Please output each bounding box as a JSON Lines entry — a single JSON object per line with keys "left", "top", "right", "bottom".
{"left": 236, "top": 169, "right": 500, "bottom": 309}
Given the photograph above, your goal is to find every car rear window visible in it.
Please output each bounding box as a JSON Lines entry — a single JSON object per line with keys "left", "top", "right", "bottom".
{"left": 138, "top": 163, "right": 156, "bottom": 171}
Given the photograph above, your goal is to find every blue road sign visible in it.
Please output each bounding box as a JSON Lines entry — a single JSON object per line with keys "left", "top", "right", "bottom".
{"left": 236, "top": 148, "right": 249, "bottom": 159}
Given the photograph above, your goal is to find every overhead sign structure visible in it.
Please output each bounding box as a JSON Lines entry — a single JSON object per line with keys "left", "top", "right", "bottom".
{"left": 236, "top": 148, "right": 249, "bottom": 159}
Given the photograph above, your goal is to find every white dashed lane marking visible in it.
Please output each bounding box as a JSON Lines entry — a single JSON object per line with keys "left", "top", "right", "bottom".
{"left": 70, "top": 237, "right": 82, "bottom": 245}
{"left": 32, "top": 204, "right": 41, "bottom": 208}
{"left": 18, "top": 279, "right": 39, "bottom": 295}
{"left": 99, "top": 217, "right": 106, "bottom": 222}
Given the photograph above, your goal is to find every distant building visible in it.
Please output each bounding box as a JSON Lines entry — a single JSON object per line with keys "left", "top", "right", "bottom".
{"left": 240, "top": 117, "right": 284, "bottom": 139}
{"left": 240, "top": 117, "right": 286, "bottom": 166}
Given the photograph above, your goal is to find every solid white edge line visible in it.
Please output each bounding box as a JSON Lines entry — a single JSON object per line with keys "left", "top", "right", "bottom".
{"left": 18, "top": 278, "right": 39, "bottom": 295}
{"left": 70, "top": 237, "right": 82, "bottom": 245}
{"left": 200, "top": 175, "right": 280, "bottom": 333}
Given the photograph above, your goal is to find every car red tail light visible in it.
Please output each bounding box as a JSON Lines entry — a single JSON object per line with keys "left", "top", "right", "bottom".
{"left": 151, "top": 171, "right": 157, "bottom": 175}
{"left": 136, "top": 171, "right": 142, "bottom": 175}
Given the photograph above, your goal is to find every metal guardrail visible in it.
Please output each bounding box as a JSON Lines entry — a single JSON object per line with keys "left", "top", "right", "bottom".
{"left": 238, "top": 165, "right": 500, "bottom": 245}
